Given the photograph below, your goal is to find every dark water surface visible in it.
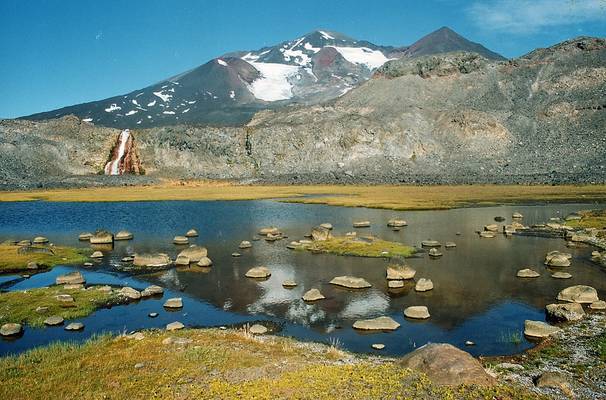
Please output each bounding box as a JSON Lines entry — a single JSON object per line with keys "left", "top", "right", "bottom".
{"left": 1, "top": 200, "right": 605, "bottom": 357}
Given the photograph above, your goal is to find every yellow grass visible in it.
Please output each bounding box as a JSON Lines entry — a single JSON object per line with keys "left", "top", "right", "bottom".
{"left": 0, "top": 181, "right": 605, "bottom": 211}
{"left": 0, "top": 244, "right": 89, "bottom": 273}
{"left": 304, "top": 236, "right": 415, "bottom": 257}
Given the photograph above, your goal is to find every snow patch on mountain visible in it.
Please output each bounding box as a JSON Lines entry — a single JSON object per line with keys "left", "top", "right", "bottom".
{"left": 248, "top": 62, "right": 299, "bottom": 101}
{"left": 319, "top": 30, "right": 335, "bottom": 40}
{"left": 153, "top": 90, "right": 172, "bottom": 102}
{"left": 217, "top": 59, "right": 228, "bottom": 66}
{"left": 328, "top": 46, "right": 391, "bottom": 70}
{"left": 104, "top": 104, "right": 121, "bottom": 112}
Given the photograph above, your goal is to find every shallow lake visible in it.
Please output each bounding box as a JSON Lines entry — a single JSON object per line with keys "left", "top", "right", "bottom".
{"left": 1, "top": 200, "right": 605, "bottom": 357}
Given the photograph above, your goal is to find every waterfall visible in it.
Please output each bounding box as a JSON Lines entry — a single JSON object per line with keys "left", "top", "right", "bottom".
{"left": 104, "top": 129, "right": 130, "bottom": 175}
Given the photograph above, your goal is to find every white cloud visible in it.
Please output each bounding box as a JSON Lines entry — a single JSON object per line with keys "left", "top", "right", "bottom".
{"left": 467, "top": 0, "right": 606, "bottom": 33}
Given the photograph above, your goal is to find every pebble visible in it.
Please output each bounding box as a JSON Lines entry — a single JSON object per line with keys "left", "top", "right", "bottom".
{"left": 371, "top": 343, "right": 385, "bottom": 350}
{"left": 148, "top": 312, "right": 159, "bottom": 318}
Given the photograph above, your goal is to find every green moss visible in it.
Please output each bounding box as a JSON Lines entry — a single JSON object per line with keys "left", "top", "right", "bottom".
{"left": 565, "top": 210, "right": 606, "bottom": 229}
{"left": 0, "top": 244, "right": 90, "bottom": 274}
{"left": 0, "top": 286, "right": 118, "bottom": 327}
{"left": 303, "top": 236, "right": 415, "bottom": 258}
{"left": 590, "top": 333, "right": 606, "bottom": 361}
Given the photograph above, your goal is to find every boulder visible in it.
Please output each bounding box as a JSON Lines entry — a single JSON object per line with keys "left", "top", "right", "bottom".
{"left": 91, "top": 251, "right": 103, "bottom": 258}
{"left": 44, "top": 315, "right": 65, "bottom": 326}
{"left": 302, "top": 288, "right": 325, "bottom": 301}
{"left": 421, "top": 240, "right": 441, "bottom": 247}
{"left": 557, "top": 285, "right": 599, "bottom": 303}
{"left": 141, "top": 285, "right": 164, "bottom": 297}
{"left": 119, "top": 287, "right": 141, "bottom": 300}
{"left": 56, "top": 294, "right": 75, "bottom": 303}
{"left": 353, "top": 316, "right": 400, "bottom": 331}
{"left": 512, "top": 212, "right": 523, "bottom": 219}
{"left": 164, "top": 298, "right": 183, "bottom": 309}
{"left": 282, "top": 280, "right": 297, "bottom": 288}
{"left": 90, "top": 230, "right": 113, "bottom": 244}
{"left": 166, "top": 321, "right": 185, "bottom": 331}
{"left": 320, "top": 223, "right": 333, "bottom": 230}
{"left": 175, "top": 255, "right": 190, "bottom": 266}
{"left": 17, "top": 240, "right": 31, "bottom": 246}
{"left": 399, "top": 343, "right": 496, "bottom": 386}
{"left": 173, "top": 236, "right": 189, "bottom": 245}
{"left": 388, "top": 280, "right": 405, "bottom": 289}
{"left": 26, "top": 262, "right": 39, "bottom": 270}
{"left": 353, "top": 221, "right": 371, "bottom": 228}
{"left": 133, "top": 253, "right": 171, "bottom": 268}
{"left": 545, "top": 254, "right": 571, "bottom": 267}
{"left": 551, "top": 272, "right": 572, "bottom": 279}
{"left": 149, "top": 312, "right": 159, "bottom": 318}
{"left": 524, "top": 320, "right": 561, "bottom": 338}
{"left": 232, "top": 252, "right": 241, "bottom": 257}
{"left": 404, "top": 306, "right": 430, "bottom": 319}
{"left": 371, "top": 343, "right": 385, "bottom": 350}
{"left": 249, "top": 324, "right": 268, "bottom": 335}
{"left": 258, "top": 227, "right": 280, "bottom": 236}
{"left": 197, "top": 257, "right": 213, "bottom": 267}
{"left": 386, "top": 265, "right": 416, "bottom": 280}
{"left": 65, "top": 322, "right": 84, "bottom": 331}
{"left": 121, "top": 256, "right": 134, "bottom": 262}
{"left": 32, "top": 236, "right": 49, "bottom": 244}
{"left": 479, "top": 231, "right": 495, "bottom": 238}
{"left": 178, "top": 245, "right": 208, "bottom": 263}
{"left": 546, "top": 303, "right": 585, "bottom": 322}
{"left": 444, "top": 242, "right": 456, "bottom": 248}
{"left": 56, "top": 271, "right": 85, "bottom": 285}
{"left": 516, "top": 268, "right": 540, "bottom": 278}
{"left": 115, "top": 231, "right": 133, "bottom": 240}
{"left": 535, "top": 372, "right": 573, "bottom": 397}
{"left": 238, "top": 240, "right": 252, "bottom": 249}
{"left": 428, "top": 248, "right": 442, "bottom": 258}
{"left": 0, "top": 323, "right": 23, "bottom": 336}
{"left": 185, "top": 229, "right": 198, "bottom": 237}
{"left": 329, "top": 276, "right": 372, "bottom": 289}
{"left": 387, "top": 219, "right": 407, "bottom": 227}
{"left": 415, "top": 278, "right": 434, "bottom": 292}
{"left": 484, "top": 224, "right": 499, "bottom": 232}
{"left": 79, "top": 232, "right": 93, "bottom": 241}
{"left": 311, "top": 226, "right": 332, "bottom": 241}
{"left": 590, "top": 300, "right": 606, "bottom": 310}
{"left": 245, "top": 266, "right": 271, "bottom": 279}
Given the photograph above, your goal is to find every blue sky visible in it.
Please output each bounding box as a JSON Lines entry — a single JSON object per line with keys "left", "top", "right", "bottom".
{"left": 1, "top": 0, "right": 605, "bottom": 118}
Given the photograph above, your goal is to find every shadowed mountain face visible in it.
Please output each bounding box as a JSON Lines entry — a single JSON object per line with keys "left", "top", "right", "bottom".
{"left": 19, "top": 28, "right": 504, "bottom": 129}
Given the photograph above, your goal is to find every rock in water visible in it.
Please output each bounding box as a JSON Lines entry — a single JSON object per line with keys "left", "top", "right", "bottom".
{"left": 415, "top": 278, "right": 434, "bottom": 292}
{"left": 90, "top": 251, "right": 103, "bottom": 258}
{"left": 386, "top": 265, "right": 416, "bottom": 280}
{"left": 302, "top": 288, "right": 325, "bottom": 301}
{"left": 197, "top": 257, "right": 213, "bottom": 267}
{"left": 115, "top": 231, "right": 133, "bottom": 240}
{"left": 484, "top": 224, "right": 498, "bottom": 232}
{"left": 516, "top": 268, "right": 540, "bottom": 278}
{"left": 329, "top": 276, "right": 371, "bottom": 289}
{"left": 311, "top": 226, "right": 332, "bottom": 241}
{"left": 32, "top": 236, "right": 49, "bottom": 244}
{"left": 56, "top": 271, "right": 85, "bottom": 285}
{"left": 90, "top": 230, "right": 113, "bottom": 244}
{"left": 557, "top": 285, "right": 599, "bottom": 303}
{"left": 175, "top": 255, "right": 190, "bottom": 266}
{"left": 282, "top": 280, "right": 297, "bottom": 288}
{"left": 44, "top": 316, "right": 64, "bottom": 326}
{"left": 352, "top": 316, "right": 400, "bottom": 331}
{"left": 185, "top": 229, "right": 198, "bottom": 237}
{"left": 399, "top": 343, "right": 496, "bottom": 386}
{"left": 512, "top": 212, "right": 524, "bottom": 219}
{"left": 166, "top": 321, "right": 185, "bottom": 331}
{"left": 141, "top": 285, "right": 164, "bottom": 297}
{"left": 177, "top": 245, "right": 208, "bottom": 263}
{"left": 421, "top": 240, "right": 441, "bottom": 247}
{"left": 371, "top": 343, "right": 385, "bottom": 350}
{"left": 133, "top": 253, "right": 171, "bottom": 268}
{"left": 428, "top": 248, "right": 442, "bottom": 257}
{"left": 65, "top": 322, "right": 84, "bottom": 331}
{"left": 173, "top": 236, "right": 189, "bottom": 245}
{"left": 551, "top": 272, "right": 572, "bottom": 279}
{"left": 404, "top": 306, "right": 430, "bottom": 319}
{"left": 79, "top": 232, "right": 93, "bottom": 241}
{"left": 0, "top": 323, "right": 23, "bottom": 336}
{"left": 119, "top": 287, "right": 142, "bottom": 300}
{"left": 546, "top": 303, "right": 585, "bottom": 322}
{"left": 320, "top": 223, "right": 333, "bottom": 230}
{"left": 353, "top": 221, "right": 371, "bottom": 228}
{"left": 238, "top": 240, "right": 252, "bottom": 249}
{"left": 163, "top": 298, "right": 183, "bottom": 309}
{"left": 524, "top": 320, "right": 561, "bottom": 338}
{"left": 388, "top": 280, "right": 405, "bottom": 289}
{"left": 387, "top": 219, "right": 407, "bottom": 227}
{"left": 245, "top": 266, "right": 271, "bottom": 279}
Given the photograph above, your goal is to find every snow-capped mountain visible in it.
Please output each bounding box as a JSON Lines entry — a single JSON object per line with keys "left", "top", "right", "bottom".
{"left": 22, "top": 28, "right": 504, "bottom": 128}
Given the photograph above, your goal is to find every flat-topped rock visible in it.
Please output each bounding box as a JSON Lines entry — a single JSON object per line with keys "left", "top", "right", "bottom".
{"left": 484, "top": 224, "right": 499, "bottom": 232}
{"left": 415, "top": 278, "right": 434, "bottom": 292}
{"left": 173, "top": 236, "right": 189, "bottom": 245}
{"left": 388, "top": 280, "right": 405, "bottom": 289}
{"left": 421, "top": 240, "right": 441, "bottom": 247}
{"left": 133, "top": 253, "right": 171, "bottom": 268}
{"left": 90, "top": 230, "right": 113, "bottom": 244}
{"left": 551, "top": 272, "right": 572, "bottom": 279}
{"left": 512, "top": 212, "right": 523, "bottom": 219}
{"left": 79, "top": 232, "right": 93, "bottom": 241}
{"left": 163, "top": 298, "right": 183, "bottom": 309}
{"left": 258, "top": 227, "right": 280, "bottom": 236}
{"left": 166, "top": 321, "right": 185, "bottom": 331}
{"left": 238, "top": 240, "right": 252, "bottom": 249}
{"left": 557, "top": 285, "right": 599, "bottom": 304}
{"left": 353, "top": 221, "right": 371, "bottom": 228}
{"left": 428, "top": 248, "right": 442, "bottom": 258}
{"left": 386, "top": 265, "right": 416, "bottom": 280}
{"left": 590, "top": 300, "right": 606, "bottom": 310}
{"left": 177, "top": 245, "right": 208, "bottom": 263}
{"left": 65, "top": 322, "right": 84, "bottom": 331}
{"left": 245, "top": 266, "right": 271, "bottom": 279}
{"left": 141, "top": 285, "right": 164, "bottom": 297}
{"left": 115, "top": 231, "right": 133, "bottom": 240}
{"left": 175, "top": 255, "right": 190, "bottom": 266}
{"left": 371, "top": 343, "right": 385, "bottom": 350}
{"left": 32, "top": 236, "right": 49, "bottom": 244}
{"left": 329, "top": 276, "right": 371, "bottom": 289}
{"left": 517, "top": 268, "right": 540, "bottom": 278}
{"left": 387, "top": 219, "right": 407, "bottom": 227}
{"left": 353, "top": 316, "right": 400, "bottom": 331}
{"left": 546, "top": 303, "right": 585, "bottom": 322}
{"left": 302, "top": 288, "right": 325, "bottom": 301}
{"left": 44, "top": 315, "right": 64, "bottom": 326}
{"left": 320, "top": 223, "right": 333, "bottom": 230}
{"left": 197, "top": 257, "right": 213, "bottom": 267}
{"left": 524, "top": 320, "right": 561, "bottom": 338}
{"left": 311, "top": 226, "right": 332, "bottom": 241}
{"left": 0, "top": 323, "right": 23, "bottom": 336}
{"left": 232, "top": 252, "right": 241, "bottom": 257}
{"left": 282, "top": 280, "right": 297, "bottom": 288}
{"left": 56, "top": 271, "right": 85, "bottom": 285}
{"left": 90, "top": 251, "right": 103, "bottom": 258}
{"left": 545, "top": 253, "right": 571, "bottom": 267}
{"left": 444, "top": 242, "right": 456, "bottom": 248}
{"left": 185, "top": 229, "right": 198, "bottom": 237}
{"left": 249, "top": 324, "right": 268, "bottom": 335}
{"left": 56, "top": 294, "right": 75, "bottom": 303}
{"left": 404, "top": 306, "right": 430, "bottom": 319}
{"left": 399, "top": 343, "right": 496, "bottom": 386}
{"left": 479, "top": 231, "right": 495, "bottom": 238}
{"left": 119, "top": 286, "right": 141, "bottom": 300}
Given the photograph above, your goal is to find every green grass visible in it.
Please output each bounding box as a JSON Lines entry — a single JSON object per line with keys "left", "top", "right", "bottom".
{"left": 0, "top": 244, "right": 89, "bottom": 274}
{"left": 591, "top": 333, "right": 606, "bottom": 361}
{"left": 0, "top": 328, "right": 543, "bottom": 400}
{"left": 565, "top": 209, "right": 606, "bottom": 229}
{"left": 0, "top": 286, "right": 118, "bottom": 327}
{"left": 304, "top": 236, "right": 416, "bottom": 258}
{"left": 498, "top": 329, "right": 523, "bottom": 345}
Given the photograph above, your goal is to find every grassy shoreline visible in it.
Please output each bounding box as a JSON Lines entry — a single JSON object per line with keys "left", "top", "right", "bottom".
{"left": 1, "top": 182, "right": 606, "bottom": 211}
{"left": 0, "top": 244, "right": 90, "bottom": 274}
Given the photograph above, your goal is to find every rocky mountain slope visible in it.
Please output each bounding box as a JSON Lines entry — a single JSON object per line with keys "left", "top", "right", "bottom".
{"left": 19, "top": 28, "right": 503, "bottom": 129}
{"left": 1, "top": 36, "right": 604, "bottom": 188}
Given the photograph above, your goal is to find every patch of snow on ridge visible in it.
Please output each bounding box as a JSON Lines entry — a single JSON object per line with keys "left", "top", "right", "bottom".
{"left": 304, "top": 42, "right": 320, "bottom": 52}
{"left": 242, "top": 52, "right": 259, "bottom": 62}
{"left": 147, "top": 100, "right": 156, "bottom": 107}
{"left": 131, "top": 99, "right": 140, "bottom": 106}
{"left": 104, "top": 104, "right": 121, "bottom": 112}
{"left": 328, "top": 46, "right": 390, "bottom": 70}
{"left": 247, "top": 62, "right": 299, "bottom": 101}
{"left": 229, "top": 90, "right": 235, "bottom": 99}
{"left": 82, "top": 118, "right": 93, "bottom": 122}
{"left": 319, "top": 30, "right": 335, "bottom": 40}
{"left": 125, "top": 110, "right": 138, "bottom": 116}
{"left": 153, "top": 90, "right": 172, "bottom": 102}
{"left": 162, "top": 111, "right": 175, "bottom": 115}
{"left": 217, "top": 59, "right": 228, "bottom": 66}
